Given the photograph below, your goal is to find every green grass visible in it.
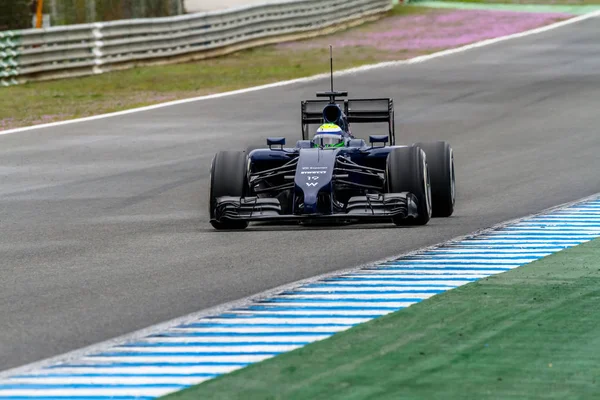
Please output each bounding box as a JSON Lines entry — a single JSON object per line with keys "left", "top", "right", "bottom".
{"left": 163, "top": 238, "right": 600, "bottom": 400}
{"left": 0, "top": 5, "right": 431, "bottom": 131}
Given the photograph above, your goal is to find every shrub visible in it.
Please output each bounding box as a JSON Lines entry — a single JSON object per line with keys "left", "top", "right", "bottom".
{"left": 0, "top": 0, "right": 33, "bottom": 30}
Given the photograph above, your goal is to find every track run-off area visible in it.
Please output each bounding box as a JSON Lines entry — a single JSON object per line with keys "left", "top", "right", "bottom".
{"left": 0, "top": 8, "right": 599, "bottom": 396}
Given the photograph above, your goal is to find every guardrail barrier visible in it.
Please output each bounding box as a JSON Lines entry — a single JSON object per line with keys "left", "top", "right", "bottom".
{"left": 0, "top": 0, "right": 392, "bottom": 86}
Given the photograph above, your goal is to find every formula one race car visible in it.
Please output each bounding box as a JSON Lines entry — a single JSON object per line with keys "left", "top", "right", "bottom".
{"left": 209, "top": 58, "right": 455, "bottom": 230}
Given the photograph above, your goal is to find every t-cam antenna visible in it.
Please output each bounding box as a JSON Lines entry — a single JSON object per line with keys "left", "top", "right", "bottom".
{"left": 329, "top": 45, "right": 334, "bottom": 94}
{"left": 316, "top": 45, "right": 348, "bottom": 103}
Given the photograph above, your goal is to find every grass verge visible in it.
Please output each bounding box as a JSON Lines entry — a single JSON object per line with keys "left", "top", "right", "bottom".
{"left": 164, "top": 238, "right": 600, "bottom": 399}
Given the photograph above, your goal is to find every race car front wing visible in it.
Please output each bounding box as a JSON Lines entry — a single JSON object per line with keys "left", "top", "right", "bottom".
{"left": 211, "top": 193, "right": 419, "bottom": 224}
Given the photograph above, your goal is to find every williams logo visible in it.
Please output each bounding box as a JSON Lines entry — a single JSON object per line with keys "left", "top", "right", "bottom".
{"left": 305, "top": 182, "right": 319, "bottom": 187}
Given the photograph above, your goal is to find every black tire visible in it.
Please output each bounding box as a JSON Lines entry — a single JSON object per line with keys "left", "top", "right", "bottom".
{"left": 414, "top": 141, "right": 455, "bottom": 217}
{"left": 209, "top": 151, "right": 249, "bottom": 230}
{"left": 386, "top": 146, "right": 432, "bottom": 226}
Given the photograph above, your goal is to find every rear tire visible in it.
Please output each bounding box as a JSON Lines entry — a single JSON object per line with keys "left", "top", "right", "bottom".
{"left": 386, "top": 146, "right": 432, "bottom": 226}
{"left": 209, "top": 151, "right": 249, "bottom": 230}
{"left": 414, "top": 141, "right": 455, "bottom": 217}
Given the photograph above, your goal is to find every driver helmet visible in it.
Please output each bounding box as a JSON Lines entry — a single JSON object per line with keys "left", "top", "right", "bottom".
{"left": 313, "top": 124, "right": 345, "bottom": 148}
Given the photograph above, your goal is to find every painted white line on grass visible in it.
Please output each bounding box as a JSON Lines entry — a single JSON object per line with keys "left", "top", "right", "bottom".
{"left": 1, "top": 10, "right": 599, "bottom": 137}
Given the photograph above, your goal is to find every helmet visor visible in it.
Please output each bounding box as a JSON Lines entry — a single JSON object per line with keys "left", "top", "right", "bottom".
{"left": 313, "top": 134, "right": 344, "bottom": 148}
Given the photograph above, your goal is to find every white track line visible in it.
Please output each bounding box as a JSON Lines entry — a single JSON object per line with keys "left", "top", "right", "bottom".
{"left": 298, "top": 285, "right": 468, "bottom": 290}
{"left": 176, "top": 317, "right": 367, "bottom": 324}
{"left": 1, "top": 10, "right": 598, "bottom": 137}
{"left": 138, "top": 336, "right": 329, "bottom": 344}
{"left": 229, "top": 310, "right": 393, "bottom": 316}
{"left": 13, "top": 366, "right": 242, "bottom": 376}
{"left": 167, "top": 326, "right": 350, "bottom": 333}
{"left": 6, "top": 376, "right": 212, "bottom": 385}
{"left": 12, "top": 366, "right": 241, "bottom": 375}
{"left": 82, "top": 355, "right": 274, "bottom": 363}
{"left": 107, "top": 345, "right": 304, "bottom": 353}
{"left": 0, "top": 388, "right": 175, "bottom": 397}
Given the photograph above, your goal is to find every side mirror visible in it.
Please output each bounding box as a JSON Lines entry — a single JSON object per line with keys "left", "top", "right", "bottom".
{"left": 295, "top": 140, "right": 313, "bottom": 149}
{"left": 347, "top": 139, "right": 367, "bottom": 148}
{"left": 369, "top": 135, "right": 388, "bottom": 146}
{"left": 267, "top": 137, "right": 285, "bottom": 149}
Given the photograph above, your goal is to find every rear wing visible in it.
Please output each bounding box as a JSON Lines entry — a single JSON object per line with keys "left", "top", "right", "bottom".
{"left": 301, "top": 98, "right": 396, "bottom": 145}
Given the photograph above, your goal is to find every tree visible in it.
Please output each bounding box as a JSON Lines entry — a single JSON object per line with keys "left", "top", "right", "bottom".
{"left": 0, "top": 0, "right": 33, "bottom": 31}
{"left": 0, "top": 0, "right": 186, "bottom": 29}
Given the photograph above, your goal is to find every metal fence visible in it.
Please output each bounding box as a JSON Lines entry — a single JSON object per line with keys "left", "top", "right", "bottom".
{"left": 0, "top": 0, "right": 392, "bottom": 87}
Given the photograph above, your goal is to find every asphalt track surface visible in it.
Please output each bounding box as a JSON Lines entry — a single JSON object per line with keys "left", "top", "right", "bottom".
{"left": 1, "top": 17, "right": 599, "bottom": 371}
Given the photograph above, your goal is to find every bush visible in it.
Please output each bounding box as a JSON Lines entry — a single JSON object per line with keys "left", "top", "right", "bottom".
{"left": 0, "top": 0, "right": 184, "bottom": 30}
{"left": 47, "top": 0, "right": 184, "bottom": 25}
{"left": 0, "top": 0, "right": 33, "bottom": 30}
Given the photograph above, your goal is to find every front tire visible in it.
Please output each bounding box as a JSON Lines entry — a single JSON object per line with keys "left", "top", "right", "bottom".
{"left": 414, "top": 141, "right": 455, "bottom": 217}
{"left": 209, "top": 151, "right": 249, "bottom": 230}
{"left": 386, "top": 146, "right": 432, "bottom": 226}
